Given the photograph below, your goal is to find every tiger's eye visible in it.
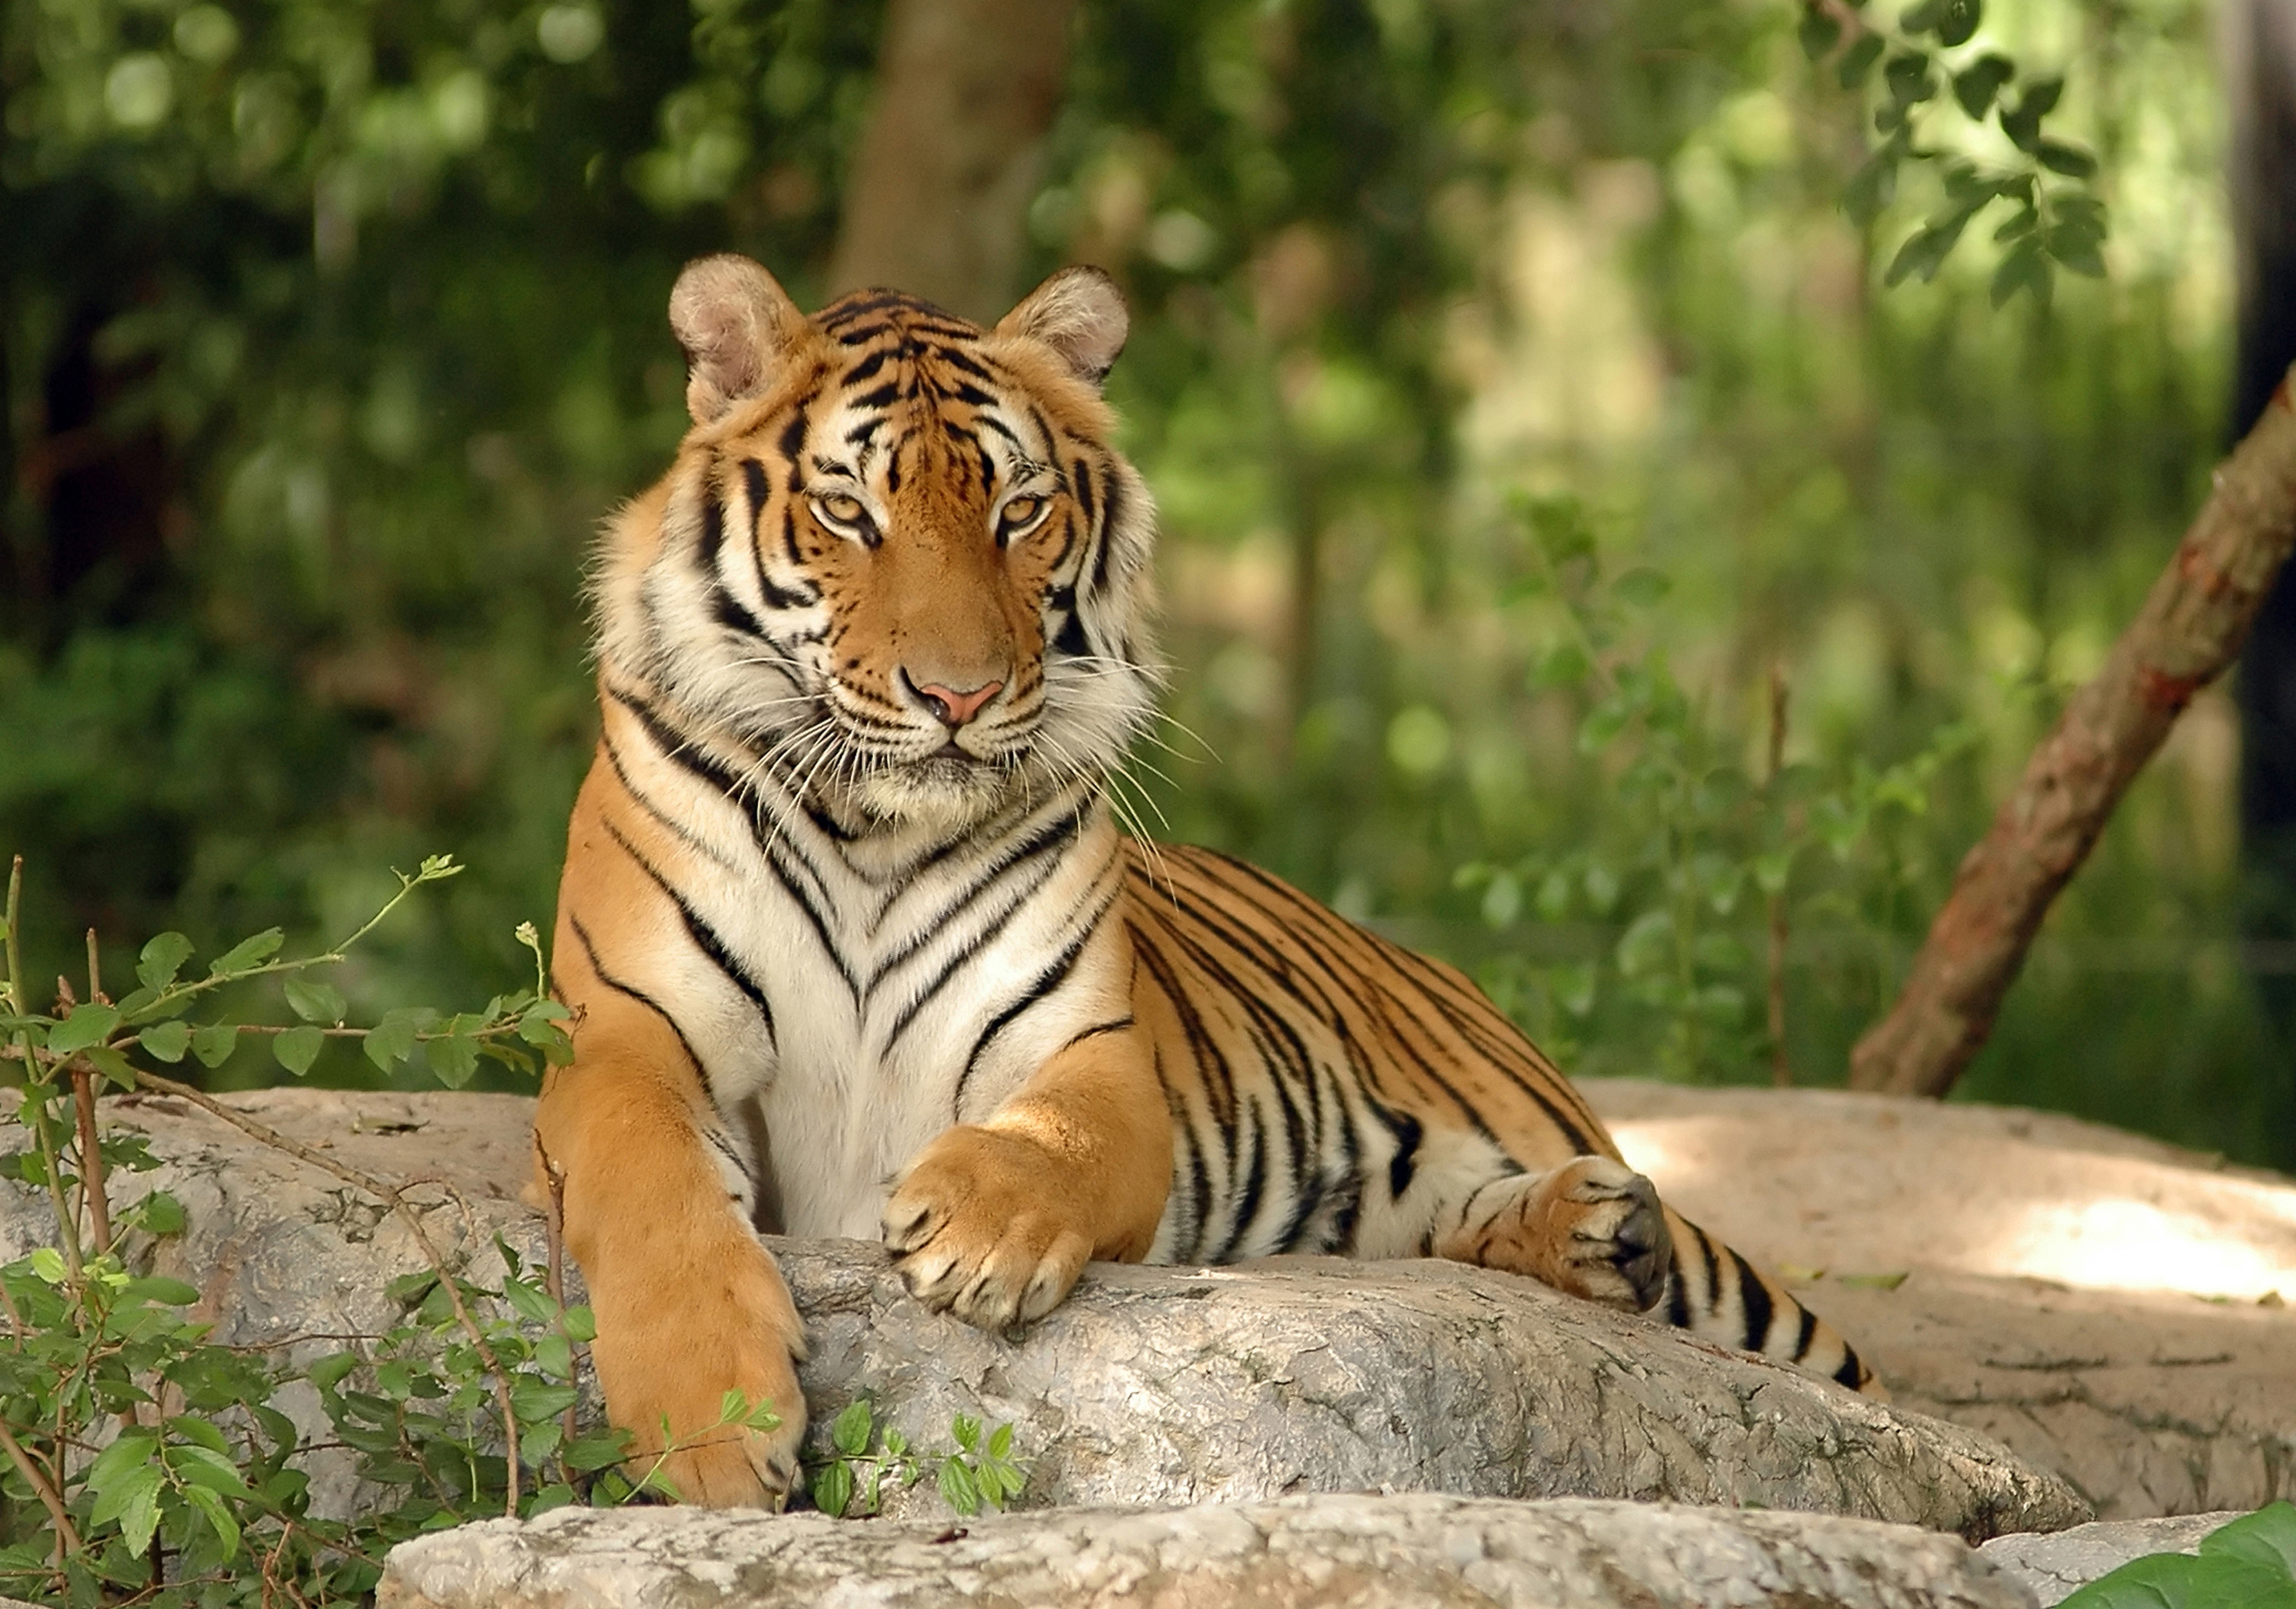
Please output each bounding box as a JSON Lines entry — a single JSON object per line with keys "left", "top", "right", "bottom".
{"left": 816, "top": 493, "right": 865, "bottom": 526}
{"left": 1001, "top": 496, "right": 1043, "bottom": 529}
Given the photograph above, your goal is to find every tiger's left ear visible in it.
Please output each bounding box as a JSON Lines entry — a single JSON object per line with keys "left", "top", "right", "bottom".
{"left": 995, "top": 266, "right": 1128, "bottom": 391}
{"left": 669, "top": 254, "right": 809, "bottom": 425}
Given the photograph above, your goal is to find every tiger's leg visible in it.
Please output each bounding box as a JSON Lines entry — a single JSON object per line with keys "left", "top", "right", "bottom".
{"left": 534, "top": 925, "right": 807, "bottom": 1508}
{"left": 881, "top": 1020, "right": 1171, "bottom": 1331}
{"left": 1427, "top": 1160, "right": 1882, "bottom": 1395}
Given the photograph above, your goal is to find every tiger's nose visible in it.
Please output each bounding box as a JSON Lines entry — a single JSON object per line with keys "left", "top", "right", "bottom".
{"left": 903, "top": 671, "right": 1004, "bottom": 729}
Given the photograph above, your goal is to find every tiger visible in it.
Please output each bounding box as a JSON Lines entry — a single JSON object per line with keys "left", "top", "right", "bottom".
{"left": 532, "top": 252, "right": 1880, "bottom": 1509}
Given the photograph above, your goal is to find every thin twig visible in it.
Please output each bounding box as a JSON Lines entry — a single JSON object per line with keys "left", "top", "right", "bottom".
{"left": 127, "top": 1068, "right": 525, "bottom": 1515}
{"left": 71, "top": 1066, "right": 111, "bottom": 1255}
{"left": 0, "top": 1415, "right": 80, "bottom": 1554}
{"left": 1764, "top": 664, "right": 1792, "bottom": 1088}
{"left": 536, "top": 1137, "right": 582, "bottom": 1489}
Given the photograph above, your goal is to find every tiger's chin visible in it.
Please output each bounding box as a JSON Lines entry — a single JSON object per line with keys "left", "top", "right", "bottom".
{"left": 849, "top": 755, "right": 1014, "bottom": 834}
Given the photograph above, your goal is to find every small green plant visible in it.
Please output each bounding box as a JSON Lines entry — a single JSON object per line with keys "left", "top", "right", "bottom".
{"left": 1800, "top": 0, "right": 2109, "bottom": 306}
{"left": 1457, "top": 495, "right": 1977, "bottom": 1082}
{"left": 2059, "top": 1501, "right": 2296, "bottom": 1609}
{"left": 0, "top": 851, "right": 1031, "bottom": 1601}
{"left": 806, "top": 1397, "right": 1027, "bottom": 1519}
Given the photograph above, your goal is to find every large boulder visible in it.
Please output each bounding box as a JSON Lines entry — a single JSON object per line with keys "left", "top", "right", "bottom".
{"left": 0, "top": 1088, "right": 2082, "bottom": 1540}
{"left": 375, "top": 1494, "right": 2042, "bottom": 1609}
{"left": 1583, "top": 1081, "right": 2296, "bottom": 1519}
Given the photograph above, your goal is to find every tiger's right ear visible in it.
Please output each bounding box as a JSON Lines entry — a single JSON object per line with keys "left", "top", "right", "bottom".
{"left": 668, "top": 254, "right": 807, "bottom": 426}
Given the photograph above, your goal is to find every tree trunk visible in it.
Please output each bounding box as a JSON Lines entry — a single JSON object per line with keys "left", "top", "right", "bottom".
{"left": 827, "top": 0, "right": 1080, "bottom": 322}
{"left": 2229, "top": 0, "right": 2296, "bottom": 1065}
{"left": 1848, "top": 368, "right": 2296, "bottom": 1097}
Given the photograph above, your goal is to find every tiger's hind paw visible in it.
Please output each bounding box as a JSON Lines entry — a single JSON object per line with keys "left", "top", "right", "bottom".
{"left": 1438, "top": 1155, "right": 1673, "bottom": 1313}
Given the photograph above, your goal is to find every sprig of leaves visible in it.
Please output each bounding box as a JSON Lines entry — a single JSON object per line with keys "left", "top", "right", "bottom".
{"left": 2060, "top": 1502, "right": 2296, "bottom": 1609}
{"left": 806, "top": 1397, "right": 1027, "bottom": 1519}
{"left": 1803, "top": 0, "right": 2107, "bottom": 306}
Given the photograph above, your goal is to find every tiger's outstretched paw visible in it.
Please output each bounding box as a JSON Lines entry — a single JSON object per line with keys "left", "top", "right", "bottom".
{"left": 882, "top": 1124, "right": 1094, "bottom": 1333}
{"left": 1439, "top": 1155, "right": 1672, "bottom": 1313}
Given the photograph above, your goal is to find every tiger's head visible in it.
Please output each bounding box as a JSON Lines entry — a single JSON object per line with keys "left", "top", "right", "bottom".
{"left": 596, "top": 254, "right": 1160, "bottom": 835}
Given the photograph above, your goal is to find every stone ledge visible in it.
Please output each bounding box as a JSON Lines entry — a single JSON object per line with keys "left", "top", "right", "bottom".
{"left": 375, "top": 1494, "right": 2044, "bottom": 1609}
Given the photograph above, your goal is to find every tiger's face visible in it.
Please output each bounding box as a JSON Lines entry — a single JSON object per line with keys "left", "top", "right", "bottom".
{"left": 597, "top": 257, "right": 1159, "bottom": 834}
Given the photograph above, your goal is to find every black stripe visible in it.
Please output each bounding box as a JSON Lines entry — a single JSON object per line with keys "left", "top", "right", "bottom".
{"left": 599, "top": 734, "right": 738, "bottom": 874}
{"left": 569, "top": 915, "right": 711, "bottom": 1096}
{"left": 600, "top": 818, "right": 777, "bottom": 1050}
{"left": 1665, "top": 1262, "right": 1694, "bottom": 1327}
{"left": 1383, "top": 1107, "right": 1423, "bottom": 1202}
{"left": 778, "top": 410, "right": 808, "bottom": 492}
{"left": 1833, "top": 1348, "right": 1866, "bottom": 1389}
{"left": 953, "top": 887, "right": 1114, "bottom": 1115}
{"left": 1790, "top": 1304, "right": 1818, "bottom": 1363}
{"left": 848, "top": 381, "right": 900, "bottom": 411}
{"left": 608, "top": 686, "right": 742, "bottom": 799}
{"left": 1730, "top": 1250, "right": 1774, "bottom": 1352}
{"left": 842, "top": 348, "right": 893, "bottom": 385}
{"left": 1092, "top": 468, "right": 1123, "bottom": 595}
{"left": 695, "top": 479, "right": 724, "bottom": 569}
{"left": 877, "top": 818, "right": 1084, "bottom": 1053}
{"left": 1216, "top": 1096, "right": 1271, "bottom": 1261}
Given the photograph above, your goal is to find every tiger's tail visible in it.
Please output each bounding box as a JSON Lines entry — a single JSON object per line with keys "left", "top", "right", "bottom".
{"left": 1659, "top": 1205, "right": 1885, "bottom": 1397}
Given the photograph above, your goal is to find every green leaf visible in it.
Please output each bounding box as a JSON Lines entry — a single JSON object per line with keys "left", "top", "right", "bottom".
{"left": 1836, "top": 32, "right": 1884, "bottom": 88}
{"left": 308, "top": 1352, "right": 359, "bottom": 1393}
{"left": 812, "top": 1458, "right": 854, "bottom": 1518}
{"left": 987, "top": 1423, "right": 1014, "bottom": 1461}
{"left": 122, "top": 1274, "right": 202, "bottom": 1306}
{"left": 1952, "top": 54, "right": 2015, "bottom": 117}
{"left": 1883, "top": 207, "right": 1979, "bottom": 287}
{"left": 1999, "top": 76, "right": 2061, "bottom": 151}
{"left": 87, "top": 1429, "right": 161, "bottom": 1496}
{"left": 1882, "top": 51, "right": 1935, "bottom": 106}
{"left": 181, "top": 1482, "right": 242, "bottom": 1560}
{"left": 190, "top": 1022, "right": 239, "bottom": 1068}
{"left": 937, "top": 1456, "right": 981, "bottom": 1516}
{"left": 1838, "top": 1270, "right": 1911, "bottom": 1289}
{"left": 365, "top": 1007, "right": 423, "bottom": 1072}
{"left": 139, "top": 1019, "right": 192, "bottom": 1063}
{"left": 1530, "top": 642, "right": 1592, "bottom": 691}
{"left": 832, "top": 1399, "right": 873, "bottom": 1457}
{"left": 2035, "top": 139, "right": 2097, "bottom": 180}
{"left": 85, "top": 1046, "right": 135, "bottom": 1089}
{"left": 2045, "top": 219, "right": 2107, "bottom": 277}
{"left": 1990, "top": 236, "right": 2051, "bottom": 309}
{"left": 47, "top": 1003, "right": 121, "bottom": 1055}
{"left": 1933, "top": 0, "right": 1981, "bottom": 47}
{"left": 1577, "top": 700, "right": 1631, "bottom": 755}
{"left": 425, "top": 1033, "right": 480, "bottom": 1088}
{"left": 208, "top": 928, "right": 284, "bottom": 976}
{"left": 284, "top": 978, "right": 346, "bottom": 1025}
{"left": 138, "top": 1190, "right": 186, "bottom": 1235}
{"left": 1611, "top": 567, "right": 1671, "bottom": 607}
{"left": 1842, "top": 142, "right": 1899, "bottom": 226}
{"left": 136, "top": 933, "right": 195, "bottom": 993}
{"left": 28, "top": 1247, "right": 66, "bottom": 1283}
{"left": 274, "top": 1025, "right": 325, "bottom": 1077}
{"left": 2201, "top": 1502, "right": 2296, "bottom": 1577}
{"left": 2058, "top": 1550, "right": 2198, "bottom": 1609}
{"left": 1797, "top": 5, "right": 1841, "bottom": 61}
{"left": 562, "top": 1304, "right": 598, "bottom": 1342}
{"left": 951, "top": 1413, "right": 982, "bottom": 1452}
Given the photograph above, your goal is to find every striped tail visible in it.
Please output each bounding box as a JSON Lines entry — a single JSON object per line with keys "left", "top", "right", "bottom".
{"left": 1660, "top": 1206, "right": 1885, "bottom": 1397}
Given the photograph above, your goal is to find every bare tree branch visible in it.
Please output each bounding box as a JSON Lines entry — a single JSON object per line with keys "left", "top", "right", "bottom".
{"left": 828, "top": 0, "right": 1081, "bottom": 320}
{"left": 1849, "top": 364, "right": 2296, "bottom": 1097}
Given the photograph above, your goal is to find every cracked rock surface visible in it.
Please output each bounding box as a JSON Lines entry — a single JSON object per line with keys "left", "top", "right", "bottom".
{"left": 374, "top": 1493, "right": 2042, "bottom": 1609}
{"left": 1585, "top": 1081, "right": 2296, "bottom": 1519}
{"left": 0, "top": 1088, "right": 2080, "bottom": 1540}
{"left": 1979, "top": 1511, "right": 2239, "bottom": 1606}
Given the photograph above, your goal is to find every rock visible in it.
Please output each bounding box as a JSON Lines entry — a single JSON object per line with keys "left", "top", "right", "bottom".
{"left": 1584, "top": 1080, "right": 2296, "bottom": 1519}
{"left": 0, "top": 1089, "right": 2082, "bottom": 1540}
{"left": 1977, "top": 1511, "right": 2241, "bottom": 1606}
{"left": 375, "top": 1493, "right": 2043, "bottom": 1609}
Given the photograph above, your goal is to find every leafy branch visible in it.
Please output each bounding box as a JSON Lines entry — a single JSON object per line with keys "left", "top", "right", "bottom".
{"left": 1803, "top": 0, "right": 2107, "bottom": 305}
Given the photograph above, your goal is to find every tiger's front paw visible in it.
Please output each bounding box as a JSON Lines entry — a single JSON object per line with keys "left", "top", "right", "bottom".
{"left": 881, "top": 1124, "right": 1094, "bottom": 1332}
{"left": 590, "top": 1255, "right": 809, "bottom": 1508}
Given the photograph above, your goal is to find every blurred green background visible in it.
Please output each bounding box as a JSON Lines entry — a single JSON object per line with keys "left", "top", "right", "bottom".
{"left": 5, "top": 0, "right": 2288, "bottom": 1166}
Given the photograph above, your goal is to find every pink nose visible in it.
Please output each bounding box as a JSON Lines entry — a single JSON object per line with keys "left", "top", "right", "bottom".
{"left": 909, "top": 677, "right": 1004, "bottom": 728}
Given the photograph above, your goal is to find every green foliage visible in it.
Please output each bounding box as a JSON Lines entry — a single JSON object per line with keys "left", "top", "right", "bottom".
{"left": 1801, "top": 0, "right": 2108, "bottom": 304}
{"left": 1455, "top": 498, "right": 1979, "bottom": 1079}
{"left": 2060, "top": 1503, "right": 2296, "bottom": 1609}
{"left": 805, "top": 1397, "right": 1027, "bottom": 1520}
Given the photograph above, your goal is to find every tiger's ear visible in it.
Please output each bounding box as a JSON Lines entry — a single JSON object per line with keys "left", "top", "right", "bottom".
{"left": 668, "top": 254, "right": 808, "bottom": 426}
{"left": 995, "top": 266, "right": 1128, "bottom": 391}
